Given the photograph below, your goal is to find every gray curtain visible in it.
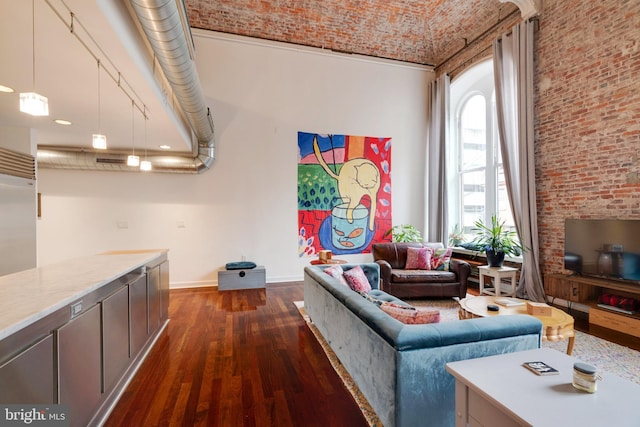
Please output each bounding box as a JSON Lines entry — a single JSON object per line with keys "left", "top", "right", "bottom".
{"left": 493, "top": 21, "right": 545, "bottom": 302}
{"left": 426, "top": 74, "right": 450, "bottom": 243}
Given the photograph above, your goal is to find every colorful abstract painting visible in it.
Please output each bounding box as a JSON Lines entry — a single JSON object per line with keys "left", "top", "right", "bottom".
{"left": 298, "top": 132, "right": 392, "bottom": 256}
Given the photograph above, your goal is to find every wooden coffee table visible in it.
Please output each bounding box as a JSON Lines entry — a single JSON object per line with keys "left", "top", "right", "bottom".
{"left": 459, "top": 295, "right": 575, "bottom": 355}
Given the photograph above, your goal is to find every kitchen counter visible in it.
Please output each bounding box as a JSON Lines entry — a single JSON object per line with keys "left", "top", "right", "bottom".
{"left": 0, "top": 250, "right": 170, "bottom": 426}
{"left": 0, "top": 250, "right": 167, "bottom": 341}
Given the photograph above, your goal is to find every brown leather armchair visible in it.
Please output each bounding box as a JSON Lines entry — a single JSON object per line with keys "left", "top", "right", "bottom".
{"left": 372, "top": 242, "right": 471, "bottom": 299}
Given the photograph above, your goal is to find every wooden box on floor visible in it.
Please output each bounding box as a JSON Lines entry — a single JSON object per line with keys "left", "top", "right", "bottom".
{"left": 218, "top": 266, "right": 266, "bottom": 291}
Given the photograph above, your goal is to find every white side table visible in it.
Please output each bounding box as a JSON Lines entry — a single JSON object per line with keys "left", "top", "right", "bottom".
{"left": 478, "top": 265, "right": 518, "bottom": 297}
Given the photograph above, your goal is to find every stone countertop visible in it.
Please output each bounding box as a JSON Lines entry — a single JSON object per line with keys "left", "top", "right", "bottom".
{"left": 0, "top": 251, "right": 167, "bottom": 341}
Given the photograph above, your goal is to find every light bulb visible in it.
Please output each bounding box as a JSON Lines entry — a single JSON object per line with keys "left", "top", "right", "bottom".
{"left": 127, "top": 155, "right": 140, "bottom": 167}
{"left": 19, "top": 92, "right": 49, "bottom": 116}
{"left": 92, "top": 134, "right": 107, "bottom": 149}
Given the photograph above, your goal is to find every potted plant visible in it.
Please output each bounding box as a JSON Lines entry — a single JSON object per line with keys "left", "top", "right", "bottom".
{"left": 448, "top": 224, "right": 465, "bottom": 247}
{"left": 384, "top": 224, "right": 422, "bottom": 242}
{"left": 472, "top": 215, "right": 523, "bottom": 267}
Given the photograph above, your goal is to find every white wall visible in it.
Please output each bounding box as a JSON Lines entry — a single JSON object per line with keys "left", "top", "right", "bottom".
{"left": 37, "top": 32, "right": 433, "bottom": 287}
{"left": 0, "top": 126, "right": 36, "bottom": 155}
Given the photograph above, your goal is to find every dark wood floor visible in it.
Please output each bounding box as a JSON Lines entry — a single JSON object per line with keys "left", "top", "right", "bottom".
{"left": 106, "top": 282, "right": 640, "bottom": 426}
{"left": 105, "top": 283, "right": 368, "bottom": 427}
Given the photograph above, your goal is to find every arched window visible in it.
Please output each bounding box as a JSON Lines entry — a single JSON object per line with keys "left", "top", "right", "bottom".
{"left": 460, "top": 94, "right": 487, "bottom": 223}
{"left": 448, "top": 60, "right": 515, "bottom": 243}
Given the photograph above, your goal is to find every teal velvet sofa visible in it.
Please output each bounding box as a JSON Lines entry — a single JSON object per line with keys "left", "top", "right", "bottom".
{"left": 303, "top": 263, "right": 542, "bottom": 427}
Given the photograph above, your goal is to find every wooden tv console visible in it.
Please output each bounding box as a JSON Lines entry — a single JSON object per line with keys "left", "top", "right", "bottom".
{"left": 544, "top": 273, "right": 640, "bottom": 338}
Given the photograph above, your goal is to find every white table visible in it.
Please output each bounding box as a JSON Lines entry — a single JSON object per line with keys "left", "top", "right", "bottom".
{"left": 478, "top": 265, "right": 518, "bottom": 297}
{"left": 446, "top": 347, "right": 640, "bottom": 427}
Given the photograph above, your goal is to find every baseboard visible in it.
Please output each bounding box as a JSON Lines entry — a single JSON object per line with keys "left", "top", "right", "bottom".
{"left": 169, "top": 274, "right": 304, "bottom": 289}
{"left": 170, "top": 280, "right": 216, "bottom": 289}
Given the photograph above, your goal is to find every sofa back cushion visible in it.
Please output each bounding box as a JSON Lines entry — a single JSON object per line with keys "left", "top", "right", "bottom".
{"left": 372, "top": 242, "right": 444, "bottom": 269}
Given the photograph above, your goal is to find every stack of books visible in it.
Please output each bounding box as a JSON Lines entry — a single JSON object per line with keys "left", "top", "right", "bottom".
{"left": 495, "top": 298, "right": 525, "bottom": 307}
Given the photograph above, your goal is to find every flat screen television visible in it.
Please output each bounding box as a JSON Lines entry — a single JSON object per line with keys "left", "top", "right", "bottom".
{"left": 564, "top": 219, "right": 640, "bottom": 283}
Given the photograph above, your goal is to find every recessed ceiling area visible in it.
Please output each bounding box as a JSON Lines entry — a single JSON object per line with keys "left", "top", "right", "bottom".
{"left": 0, "top": 0, "right": 191, "bottom": 153}
{"left": 185, "top": 0, "right": 520, "bottom": 66}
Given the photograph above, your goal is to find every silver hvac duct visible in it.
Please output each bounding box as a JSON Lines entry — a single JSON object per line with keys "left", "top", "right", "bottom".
{"left": 37, "top": 0, "right": 214, "bottom": 174}
{"left": 129, "top": 0, "right": 214, "bottom": 165}
{"left": 38, "top": 147, "right": 210, "bottom": 174}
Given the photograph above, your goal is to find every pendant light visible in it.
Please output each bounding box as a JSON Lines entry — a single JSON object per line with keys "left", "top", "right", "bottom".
{"left": 127, "top": 154, "right": 140, "bottom": 167}
{"left": 20, "top": 0, "right": 49, "bottom": 116}
{"left": 92, "top": 60, "right": 107, "bottom": 149}
{"left": 139, "top": 105, "right": 152, "bottom": 171}
{"left": 127, "top": 100, "right": 140, "bottom": 167}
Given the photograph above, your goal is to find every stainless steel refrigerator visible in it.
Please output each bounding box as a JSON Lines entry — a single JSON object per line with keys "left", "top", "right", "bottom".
{"left": 0, "top": 172, "right": 37, "bottom": 276}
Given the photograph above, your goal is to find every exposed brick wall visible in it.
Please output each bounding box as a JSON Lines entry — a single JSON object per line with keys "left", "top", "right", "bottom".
{"left": 437, "top": 2, "right": 640, "bottom": 277}
{"left": 535, "top": 0, "right": 640, "bottom": 275}
{"left": 185, "top": 0, "right": 518, "bottom": 66}
{"left": 435, "top": 8, "right": 521, "bottom": 78}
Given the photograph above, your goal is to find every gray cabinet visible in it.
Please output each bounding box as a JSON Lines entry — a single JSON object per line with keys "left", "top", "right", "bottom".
{"left": 144, "top": 260, "right": 170, "bottom": 335}
{"left": 147, "top": 265, "right": 161, "bottom": 335}
{"left": 102, "top": 285, "right": 130, "bottom": 393}
{"left": 0, "top": 334, "right": 54, "bottom": 403}
{"left": 160, "top": 261, "right": 170, "bottom": 321}
{"left": 58, "top": 304, "right": 102, "bottom": 427}
{"left": 129, "top": 274, "right": 148, "bottom": 357}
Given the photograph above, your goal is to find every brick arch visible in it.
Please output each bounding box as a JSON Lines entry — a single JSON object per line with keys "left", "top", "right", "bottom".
{"left": 499, "top": 0, "right": 542, "bottom": 19}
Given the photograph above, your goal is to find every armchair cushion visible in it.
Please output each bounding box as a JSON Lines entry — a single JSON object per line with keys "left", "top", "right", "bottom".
{"left": 431, "top": 247, "right": 453, "bottom": 271}
{"left": 405, "top": 247, "right": 432, "bottom": 270}
{"left": 392, "top": 270, "right": 456, "bottom": 283}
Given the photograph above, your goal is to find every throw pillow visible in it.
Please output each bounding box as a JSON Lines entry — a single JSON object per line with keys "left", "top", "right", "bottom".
{"left": 379, "top": 302, "right": 440, "bottom": 324}
{"left": 225, "top": 261, "right": 257, "bottom": 270}
{"left": 342, "top": 266, "right": 372, "bottom": 293}
{"left": 324, "top": 264, "right": 349, "bottom": 287}
{"left": 431, "top": 247, "right": 453, "bottom": 271}
{"left": 405, "top": 247, "right": 432, "bottom": 270}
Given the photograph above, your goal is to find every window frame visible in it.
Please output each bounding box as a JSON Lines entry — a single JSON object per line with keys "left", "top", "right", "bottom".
{"left": 448, "top": 60, "right": 511, "bottom": 243}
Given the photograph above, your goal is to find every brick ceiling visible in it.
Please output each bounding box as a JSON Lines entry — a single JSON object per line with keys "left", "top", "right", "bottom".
{"left": 185, "top": 0, "right": 519, "bottom": 66}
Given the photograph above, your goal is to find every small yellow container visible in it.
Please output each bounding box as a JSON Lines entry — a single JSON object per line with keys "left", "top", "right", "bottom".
{"left": 572, "top": 362, "right": 598, "bottom": 393}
